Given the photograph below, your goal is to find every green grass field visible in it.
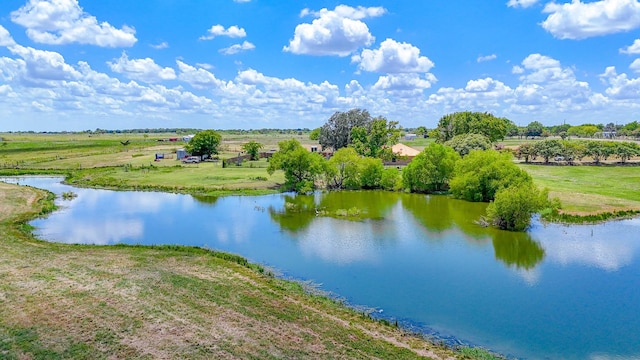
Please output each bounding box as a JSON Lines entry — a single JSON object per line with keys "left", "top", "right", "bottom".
{"left": 520, "top": 164, "right": 640, "bottom": 214}
{"left": 0, "top": 132, "right": 301, "bottom": 194}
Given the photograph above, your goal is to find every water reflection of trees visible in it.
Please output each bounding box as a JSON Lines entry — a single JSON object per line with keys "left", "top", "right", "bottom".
{"left": 268, "top": 191, "right": 399, "bottom": 233}
{"left": 270, "top": 191, "right": 546, "bottom": 270}
{"left": 268, "top": 194, "right": 317, "bottom": 233}
{"left": 402, "top": 193, "right": 545, "bottom": 269}
{"left": 191, "top": 194, "right": 219, "bottom": 206}
{"left": 492, "top": 231, "right": 545, "bottom": 270}
{"left": 401, "top": 194, "right": 488, "bottom": 240}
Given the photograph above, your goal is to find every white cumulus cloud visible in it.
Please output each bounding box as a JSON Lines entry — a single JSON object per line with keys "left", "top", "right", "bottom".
{"left": 219, "top": 41, "right": 255, "bottom": 55}
{"left": 513, "top": 53, "right": 592, "bottom": 108}
{"left": 630, "top": 58, "right": 640, "bottom": 73}
{"left": 601, "top": 68, "right": 640, "bottom": 98}
{"left": 541, "top": 0, "right": 640, "bottom": 40}
{"left": 372, "top": 73, "right": 436, "bottom": 97}
{"left": 11, "top": 0, "right": 136, "bottom": 47}
{"left": 200, "top": 25, "right": 246, "bottom": 40}
{"left": 426, "top": 77, "right": 513, "bottom": 111}
{"left": 176, "top": 60, "right": 223, "bottom": 89}
{"left": 0, "top": 25, "right": 16, "bottom": 47}
{"left": 620, "top": 39, "right": 640, "bottom": 54}
{"left": 354, "top": 38, "right": 434, "bottom": 73}
{"left": 6, "top": 44, "right": 81, "bottom": 84}
{"left": 284, "top": 5, "right": 384, "bottom": 56}
{"left": 108, "top": 52, "right": 176, "bottom": 83}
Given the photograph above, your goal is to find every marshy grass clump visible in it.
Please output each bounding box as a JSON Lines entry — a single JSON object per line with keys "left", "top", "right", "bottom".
{"left": 335, "top": 207, "right": 362, "bottom": 217}
{"left": 61, "top": 191, "right": 77, "bottom": 200}
{"left": 545, "top": 209, "right": 640, "bottom": 224}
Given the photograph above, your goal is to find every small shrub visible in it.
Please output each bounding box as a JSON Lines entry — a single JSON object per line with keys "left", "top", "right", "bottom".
{"left": 61, "top": 191, "right": 77, "bottom": 200}
{"left": 486, "top": 184, "right": 550, "bottom": 231}
{"left": 380, "top": 167, "right": 401, "bottom": 191}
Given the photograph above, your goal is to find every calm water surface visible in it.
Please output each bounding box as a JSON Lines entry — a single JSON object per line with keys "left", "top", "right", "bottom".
{"left": 3, "top": 177, "right": 640, "bottom": 360}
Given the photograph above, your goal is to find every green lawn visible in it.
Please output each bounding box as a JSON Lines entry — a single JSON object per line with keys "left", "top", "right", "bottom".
{"left": 520, "top": 164, "right": 640, "bottom": 214}
{"left": 67, "top": 160, "right": 284, "bottom": 194}
{"left": 0, "top": 133, "right": 291, "bottom": 194}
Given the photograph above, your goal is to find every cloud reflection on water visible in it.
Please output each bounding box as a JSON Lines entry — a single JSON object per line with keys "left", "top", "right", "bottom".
{"left": 533, "top": 219, "right": 640, "bottom": 271}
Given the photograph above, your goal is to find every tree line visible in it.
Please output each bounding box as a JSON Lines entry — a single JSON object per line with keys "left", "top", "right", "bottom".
{"left": 266, "top": 109, "right": 562, "bottom": 232}
{"left": 517, "top": 139, "right": 640, "bottom": 164}
{"left": 187, "top": 109, "right": 639, "bottom": 233}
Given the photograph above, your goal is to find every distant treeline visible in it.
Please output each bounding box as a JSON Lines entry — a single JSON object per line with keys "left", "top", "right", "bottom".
{"left": 3, "top": 128, "right": 313, "bottom": 135}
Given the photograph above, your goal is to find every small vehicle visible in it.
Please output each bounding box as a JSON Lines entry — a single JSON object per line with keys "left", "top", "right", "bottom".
{"left": 182, "top": 156, "right": 200, "bottom": 163}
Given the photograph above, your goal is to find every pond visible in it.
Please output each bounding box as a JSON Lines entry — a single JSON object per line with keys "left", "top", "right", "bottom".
{"left": 3, "top": 176, "right": 640, "bottom": 359}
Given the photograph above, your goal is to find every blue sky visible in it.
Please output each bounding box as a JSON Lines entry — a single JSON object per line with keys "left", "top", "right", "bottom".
{"left": 1, "top": 0, "right": 640, "bottom": 131}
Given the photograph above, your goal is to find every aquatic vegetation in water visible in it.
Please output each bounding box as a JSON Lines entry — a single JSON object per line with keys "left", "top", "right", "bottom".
{"left": 61, "top": 191, "right": 77, "bottom": 200}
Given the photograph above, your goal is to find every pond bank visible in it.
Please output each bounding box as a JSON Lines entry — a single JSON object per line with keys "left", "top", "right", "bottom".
{"left": 0, "top": 181, "right": 498, "bottom": 359}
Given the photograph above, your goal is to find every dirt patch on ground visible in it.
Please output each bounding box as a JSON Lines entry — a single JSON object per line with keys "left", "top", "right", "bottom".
{"left": 0, "top": 182, "right": 43, "bottom": 222}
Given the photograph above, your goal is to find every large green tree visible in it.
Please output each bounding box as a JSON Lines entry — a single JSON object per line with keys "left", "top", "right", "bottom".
{"left": 433, "top": 111, "right": 512, "bottom": 143}
{"left": 533, "top": 139, "right": 563, "bottom": 163}
{"left": 186, "top": 130, "right": 222, "bottom": 158}
{"left": 414, "top": 126, "right": 429, "bottom": 137}
{"left": 403, "top": 143, "right": 460, "bottom": 193}
{"left": 309, "top": 128, "right": 321, "bottom": 141}
{"left": 620, "top": 121, "right": 639, "bottom": 136}
{"left": 358, "top": 157, "right": 385, "bottom": 189}
{"left": 267, "top": 139, "right": 324, "bottom": 193}
{"left": 559, "top": 140, "right": 586, "bottom": 164}
{"left": 584, "top": 141, "right": 615, "bottom": 164}
{"left": 445, "top": 133, "right": 492, "bottom": 157}
{"left": 318, "top": 109, "right": 372, "bottom": 151}
{"left": 242, "top": 141, "right": 263, "bottom": 161}
{"left": 614, "top": 142, "right": 640, "bottom": 163}
{"left": 449, "top": 150, "right": 532, "bottom": 202}
{"left": 525, "top": 121, "right": 544, "bottom": 138}
{"left": 517, "top": 143, "right": 536, "bottom": 163}
{"left": 567, "top": 125, "right": 599, "bottom": 138}
{"left": 324, "top": 147, "right": 362, "bottom": 189}
{"left": 350, "top": 117, "right": 400, "bottom": 159}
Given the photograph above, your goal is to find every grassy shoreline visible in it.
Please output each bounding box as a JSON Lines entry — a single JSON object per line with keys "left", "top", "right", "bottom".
{"left": 0, "top": 181, "right": 501, "bottom": 359}
{"left": 519, "top": 164, "right": 640, "bottom": 221}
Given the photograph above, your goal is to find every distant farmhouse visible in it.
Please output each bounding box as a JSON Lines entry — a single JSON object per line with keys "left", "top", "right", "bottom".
{"left": 387, "top": 143, "right": 420, "bottom": 165}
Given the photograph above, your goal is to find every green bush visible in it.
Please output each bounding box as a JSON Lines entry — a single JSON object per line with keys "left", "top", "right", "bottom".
{"left": 450, "top": 150, "right": 531, "bottom": 202}
{"left": 359, "top": 157, "right": 384, "bottom": 189}
{"left": 380, "top": 167, "right": 401, "bottom": 191}
{"left": 403, "top": 142, "right": 459, "bottom": 193}
{"left": 486, "top": 184, "right": 548, "bottom": 231}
